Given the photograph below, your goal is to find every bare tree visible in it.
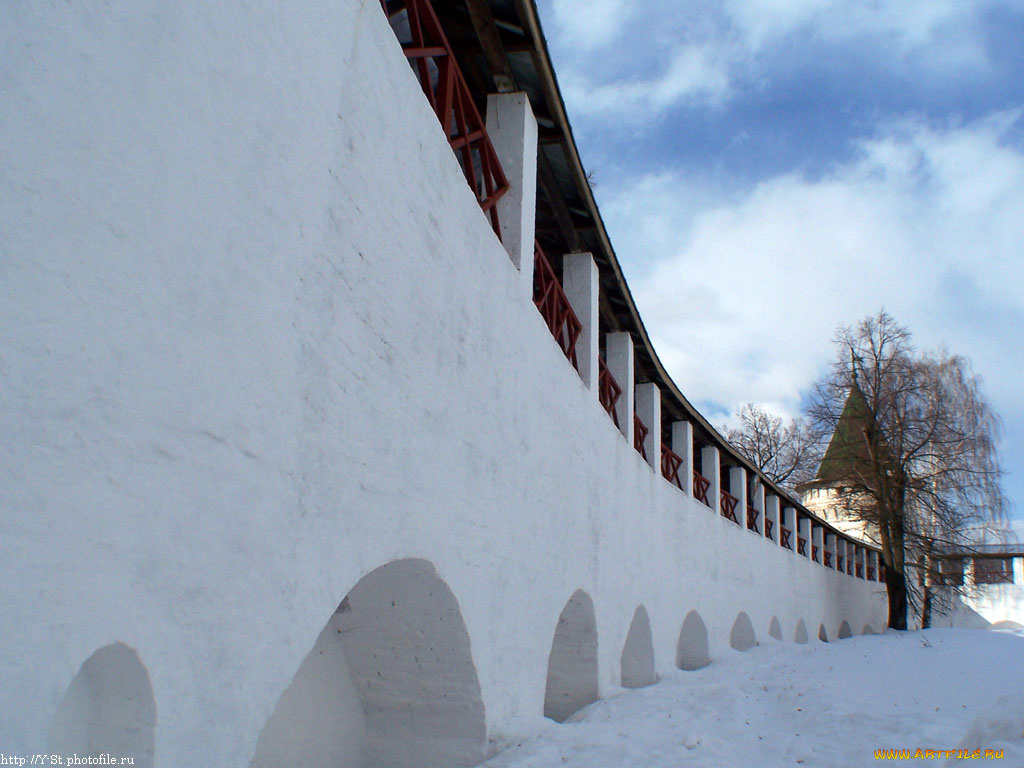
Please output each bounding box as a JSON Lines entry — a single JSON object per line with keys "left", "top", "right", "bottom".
{"left": 723, "top": 404, "right": 818, "bottom": 490}
{"left": 807, "top": 310, "right": 1006, "bottom": 630}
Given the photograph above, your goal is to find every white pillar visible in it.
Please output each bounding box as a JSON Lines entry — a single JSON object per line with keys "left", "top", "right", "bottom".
{"left": 782, "top": 506, "right": 797, "bottom": 551}
{"left": 635, "top": 382, "right": 660, "bottom": 470}
{"left": 797, "top": 515, "right": 811, "bottom": 559}
{"left": 765, "top": 495, "right": 780, "bottom": 543}
{"left": 485, "top": 92, "right": 537, "bottom": 294}
{"left": 750, "top": 479, "right": 765, "bottom": 535}
{"left": 606, "top": 332, "right": 634, "bottom": 443}
{"left": 701, "top": 445, "right": 721, "bottom": 514}
{"left": 812, "top": 524, "right": 824, "bottom": 565}
{"left": 670, "top": 421, "right": 693, "bottom": 498}
{"left": 727, "top": 466, "right": 746, "bottom": 526}
{"left": 1014, "top": 556, "right": 1024, "bottom": 585}
{"left": 562, "top": 252, "right": 599, "bottom": 390}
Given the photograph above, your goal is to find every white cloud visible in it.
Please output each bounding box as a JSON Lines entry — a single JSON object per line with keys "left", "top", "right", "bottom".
{"left": 728, "top": 0, "right": 977, "bottom": 50}
{"left": 550, "top": 0, "right": 635, "bottom": 51}
{"left": 544, "top": 0, "right": 1007, "bottom": 119}
{"left": 615, "top": 112, "right": 1024, "bottom": 425}
{"left": 560, "top": 44, "right": 733, "bottom": 119}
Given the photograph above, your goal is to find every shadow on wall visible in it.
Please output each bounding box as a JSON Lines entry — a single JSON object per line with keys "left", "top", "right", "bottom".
{"left": 818, "top": 624, "right": 829, "bottom": 643}
{"left": 620, "top": 605, "right": 656, "bottom": 689}
{"left": 48, "top": 642, "right": 156, "bottom": 768}
{"left": 544, "top": 590, "right": 599, "bottom": 722}
{"left": 676, "top": 611, "right": 710, "bottom": 671}
{"left": 730, "top": 612, "right": 756, "bottom": 652}
{"left": 837, "top": 620, "right": 853, "bottom": 639}
{"left": 250, "top": 558, "right": 486, "bottom": 768}
{"left": 862, "top": 623, "right": 875, "bottom": 635}
{"left": 795, "top": 619, "right": 809, "bottom": 644}
{"left": 768, "top": 616, "right": 783, "bottom": 641}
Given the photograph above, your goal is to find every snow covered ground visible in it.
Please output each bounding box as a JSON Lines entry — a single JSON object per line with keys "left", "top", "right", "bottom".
{"left": 484, "top": 629, "right": 1024, "bottom": 767}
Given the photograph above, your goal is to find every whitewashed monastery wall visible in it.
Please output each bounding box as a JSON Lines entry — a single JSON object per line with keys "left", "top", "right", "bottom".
{"left": 0, "top": 1, "right": 886, "bottom": 765}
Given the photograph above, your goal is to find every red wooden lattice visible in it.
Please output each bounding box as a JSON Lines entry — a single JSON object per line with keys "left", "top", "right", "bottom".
{"left": 837, "top": 555, "right": 845, "bottom": 572}
{"left": 812, "top": 545, "right": 820, "bottom": 563}
{"left": 765, "top": 518, "right": 774, "bottom": 540}
{"left": 798, "top": 536, "right": 807, "bottom": 556}
{"left": 634, "top": 414, "right": 648, "bottom": 460}
{"left": 598, "top": 357, "right": 621, "bottom": 427}
{"left": 780, "top": 526, "right": 791, "bottom": 549}
{"left": 976, "top": 571, "right": 1013, "bottom": 584}
{"left": 661, "top": 443, "right": 684, "bottom": 490}
{"left": 532, "top": 242, "right": 581, "bottom": 370}
{"left": 746, "top": 505, "right": 759, "bottom": 532}
{"left": 693, "top": 470, "right": 710, "bottom": 506}
{"left": 381, "top": 0, "right": 508, "bottom": 236}
{"left": 823, "top": 551, "right": 832, "bottom": 568}
{"left": 974, "top": 559, "right": 1015, "bottom": 584}
{"left": 721, "top": 489, "right": 739, "bottom": 525}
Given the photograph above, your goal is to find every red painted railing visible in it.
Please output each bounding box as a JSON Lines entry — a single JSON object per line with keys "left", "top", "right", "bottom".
{"left": 765, "top": 518, "right": 774, "bottom": 540}
{"left": 823, "top": 551, "right": 832, "bottom": 568}
{"left": 746, "top": 505, "right": 759, "bottom": 532}
{"left": 837, "top": 555, "right": 845, "bottom": 572}
{"left": 661, "top": 444, "right": 684, "bottom": 490}
{"left": 720, "top": 489, "right": 739, "bottom": 524}
{"left": 634, "top": 414, "right": 648, "bottom": 460}
{"left": 798, "top": 536, "right": 807, "bottom": 556}
{"left": 693, "top": 471, "right": 710, "bottom": 506}
{"left": 974, "top": 561, "right": 1015, "bottom": 584}
{"left": 598, "top": 357, "right": 621, "bottom": 427}
{"left": 812, "top": 545, "right": 820, "bottom": 563}
{"left": 381, "top": 0, "right": 508, "bottom": 236}
{"left": 780, "top": 526, "right": 791, "bottom": 549}
{"left": 532, "top": 242, "right": 581, "bottom": 370}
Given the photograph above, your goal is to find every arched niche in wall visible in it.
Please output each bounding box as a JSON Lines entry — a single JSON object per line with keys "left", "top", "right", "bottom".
{"left": 794, "top": 619, "right": 809, "bottom": 645}
{"left": 620, "top": 605, "right": 656, "bottom": 689}
{"left": 730, "top": 612, "right": 757, "bottom": 652}
{"left": 837, "top": 620, "right": 853, "bottom": 639}
{"left": 250, "top": 558, "right": 486, "bottom": 768}
{"left": 544, "top": 589, "right": 599, "bottom": 722}
{"left": 862, "top": 623, "right": 875, "bottom": 635}
{"left": 768, "top": 616, "right": 783, "bottom": 641}
{"left": 675, "top": 610, "right": 710, "bottom": 671}
{"left": 818, "top": 624, "right": 829, "bottom": 642}
{"left": 48, "top": 642, "right": 156, "bottom": 768}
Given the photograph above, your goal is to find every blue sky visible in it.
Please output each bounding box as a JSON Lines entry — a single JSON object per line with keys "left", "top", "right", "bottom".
{"left": 536, "top": 0, "right": 1024, "bottom": 533}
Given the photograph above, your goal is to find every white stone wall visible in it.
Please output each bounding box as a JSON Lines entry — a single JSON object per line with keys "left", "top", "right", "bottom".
{"left": 0, "top": 1, "right": 886, "bottom": 764}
